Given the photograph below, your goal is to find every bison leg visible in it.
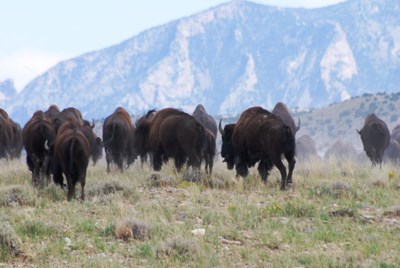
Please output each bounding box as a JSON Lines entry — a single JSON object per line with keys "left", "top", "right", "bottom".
{"left": 274, "top": 158, "right": 287, "bottom": 190}
{"left": 80, "top": 175, "right": 86, "bottom": 201}
{"left": 105, "top": 149, "right": 112, "bottom": 173}
{"left": 67, "top": 179, "right": 75, "bottom": 201}
{"left": 153, "top": 147, "right": 163, "bottom": 171}
{"left": 31, "top": 155, "right": 41, "bottom": 188}
{"left": 235, "top": 156, "right": 249, "bottom": 178}
{"left": 284, "top": 151, "right": 296, "bottom": 185}
{"left": 206, "top": 155, "right": 214, "bottom": 175}
{"left": 174, "top": 155, "right": 186, "bottom": 172}
{"left": 40, "top": 155, "right": 51, "bottom": 187}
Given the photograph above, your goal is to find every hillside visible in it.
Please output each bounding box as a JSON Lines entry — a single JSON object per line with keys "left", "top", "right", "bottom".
{"left": 295, "top": 92, "right": 400, "bottom": 154}
{"left": 2, "top": 0, "right": 400, "bottom": 124}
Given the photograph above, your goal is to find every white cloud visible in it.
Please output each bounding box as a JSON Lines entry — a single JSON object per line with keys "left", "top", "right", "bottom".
{"left": 0, "top": 48, "right": 71, "bottom": 92}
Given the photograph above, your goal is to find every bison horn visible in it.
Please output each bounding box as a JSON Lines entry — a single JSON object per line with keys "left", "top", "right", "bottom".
{"left": 296, "top": 117, "right": 301, "bottom": 132}
{"left": 218, "top": 119, "right": 224, "bottom": 136}
{"left": 44, "top": 140, "right": 50, "bottom": 151}
{"left": 91, "top": 119, "right": 95, "bottom": 129}
{"left": 356, "top": 129, "right": 361, "bottom": 135}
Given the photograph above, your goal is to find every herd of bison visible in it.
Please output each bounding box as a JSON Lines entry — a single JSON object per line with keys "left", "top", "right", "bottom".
{"left": 0, "top": 102, "right": 397, "bottom": 201}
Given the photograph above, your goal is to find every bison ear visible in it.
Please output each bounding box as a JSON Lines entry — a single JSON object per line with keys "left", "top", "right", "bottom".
{"left": 219, "top": 119, "right": 225, "bottom": 136}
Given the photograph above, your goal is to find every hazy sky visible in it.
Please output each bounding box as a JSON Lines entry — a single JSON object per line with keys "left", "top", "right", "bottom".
{"left": 0, "top": 0, "right": 347, "bottom": 90}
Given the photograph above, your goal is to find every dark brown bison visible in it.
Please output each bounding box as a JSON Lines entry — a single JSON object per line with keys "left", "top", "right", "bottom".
{"left": 219, "top": 106, "right": 296, "bottom": 190}
{"left": 357, "top": 114, "right": 390, "bottom": 166}
{"left": 9, "top": 119, "right": 23, "bottom": 159}
{"left": 52, "top": 122, "right": 91, "bottom": 201}
{"left": 272, "top": 102, "right": 300, "bottom": 136}
{"left": 324, "top": 140, "right": 358, "bottom": 161}
{"left": 44, "top": 104, "right": 61, "bottom": 122}
{"left": 135, "top": 109, "right": 156, "bottom": 166}
{"left": 295, "top": 135, "right": 319, "bottom": 160}
{"left": 0, "top": 108, "right": 13, "bottom": 159}
{"left": 103, "top": 107, "right": 136, "bottom": 172}
{"left": 22, "top": 110, "right": 56, "bottom": 187}
{"left": 133, "top": 108, "right": 206, "bottom": 172}
{"left": 51, "top": 106, "right": 102, "bottom": 164}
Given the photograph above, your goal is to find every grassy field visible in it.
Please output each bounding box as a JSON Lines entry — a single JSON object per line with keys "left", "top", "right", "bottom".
{"left": 0, "top": 157, "right": 399, "bottom": 267}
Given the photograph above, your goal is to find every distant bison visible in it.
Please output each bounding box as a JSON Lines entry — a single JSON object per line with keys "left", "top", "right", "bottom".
{"left": 324, "top": 140, "right": 358, "bottom": 161}
{"left": 390, "top": 125, "right": 400, "bottom": 143}
{"left": 219, "top": 106, "right": 296, "bottom": 190}
{"left": 192, "top": 104, "right": 217, "bottom": 174}
{"left": 0, "top": 108, "right": 14, "bottom": 159}
{"left": 103, "top": 107, "right": 136, "bottom": 172}
{"left": 52, "top": 122, "right": 91, "bottom": 201}
{"left": 272, "top": 102, "right": 300, "bottom": 136}
{"left": 384, "top": 138, "right": 400, "bottom": 164}
{"left": 192, "top": 104, "right": 218, "bottom": 137}
{"left": 296, "top": 135, "right": 319, "bottom": 160}
{"left": 357, "top": 114, "right": 390, "bottom": 166}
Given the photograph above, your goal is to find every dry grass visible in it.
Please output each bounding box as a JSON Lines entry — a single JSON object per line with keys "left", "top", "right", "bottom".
{"left": 0, "top": 157, "right": 399, "bottom": 267}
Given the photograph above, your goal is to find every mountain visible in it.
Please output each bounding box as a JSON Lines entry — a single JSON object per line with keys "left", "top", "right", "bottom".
{"left": 4, "top": 0, "right": 400, "bottom": 124}
{"left": 294, "top": 92, "right": 400, "bottom": 154}
{"left": 0, "top": 79, "right": 17, "bottom": 106}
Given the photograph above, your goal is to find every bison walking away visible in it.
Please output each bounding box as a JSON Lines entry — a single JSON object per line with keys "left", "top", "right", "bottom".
{"left": 192, "top": 104, "right": 217, "bottom": 174}
{"left": 0, "top": 108, "right": 14, "bottom": 159}
{"left": 134, "top": 108, "right": 206, "bottom": 172}
{"left": 357, "top": 113, "right": 390, "bottom": 166}
{"left": 53, "top": 122, "right": 91, "bottom": 201}
{"left": 103, "top": 107, "right": 136, "bottom": 172}
{"left": 219, "top": 106, "right": 296, "bottom": 190}
{"left": 22, "top": 111, "right": 56, "bottom": 188}
{"left": 296, "top": 135, "right": 319, "bottom": 160}
{"left": 272, "top": 102, "right": 300, "bottom": 136}
{"left": 192, "top": 104, "right": 218, "bottom": 137}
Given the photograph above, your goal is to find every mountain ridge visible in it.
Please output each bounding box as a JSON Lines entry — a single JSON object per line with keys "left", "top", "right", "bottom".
{"left": 2, "top": 0, "right": 400, "bottom": 124}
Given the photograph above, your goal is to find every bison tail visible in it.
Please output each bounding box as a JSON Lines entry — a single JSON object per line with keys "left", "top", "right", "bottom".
{"left": 103, "top": 122, "right": 116, "bottom": 148}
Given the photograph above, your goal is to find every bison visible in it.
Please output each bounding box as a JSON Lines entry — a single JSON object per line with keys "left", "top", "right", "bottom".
{"left": 51, "top": 106, "right": 102, "bottom": 164}
{"left": 384, "top": 138, "right": 400, "bottom": 164}
{"left": 324, "top": 140, "right": 358, "bottom": 161}
{"left": 133, "top": 108, "right": 206, "bottom": 172}
{"left": 192, "top": 104, "right": 218, "bottom": 137}
{"left": 0, "top": 109, "right": 13, "bottom": 159}
{"left": 192, "top": 104, "right": 217, "bottom": 173}
{"left": 52, "top": 122, "right": 91, "bottom": 201}
{"left": 295, "top": 135, "right": 319, "bottom": 160}
{"left": 22, "top": 110, "right": 56, "bottom": 187}
{"left": 357, "top": 113, "right": 390, "bottom": 166}
{"left": 219, "top": 106, "right": 296, "bottom": 190}
{"left": 103, "top": 107, "right": 136, "bottom": 172}
{"left": 272, "top": 102, "right": 300, "bottom": 136}
{"left": 390, "top": 125, "right": 400, "bottom": 143}
{"left": 8, "top": 119, "right": 23, "bottom": 159}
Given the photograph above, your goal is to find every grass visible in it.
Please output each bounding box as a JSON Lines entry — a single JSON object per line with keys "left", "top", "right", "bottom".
{"left": 0, "top": 157, "right": 399, "bottom": 267}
